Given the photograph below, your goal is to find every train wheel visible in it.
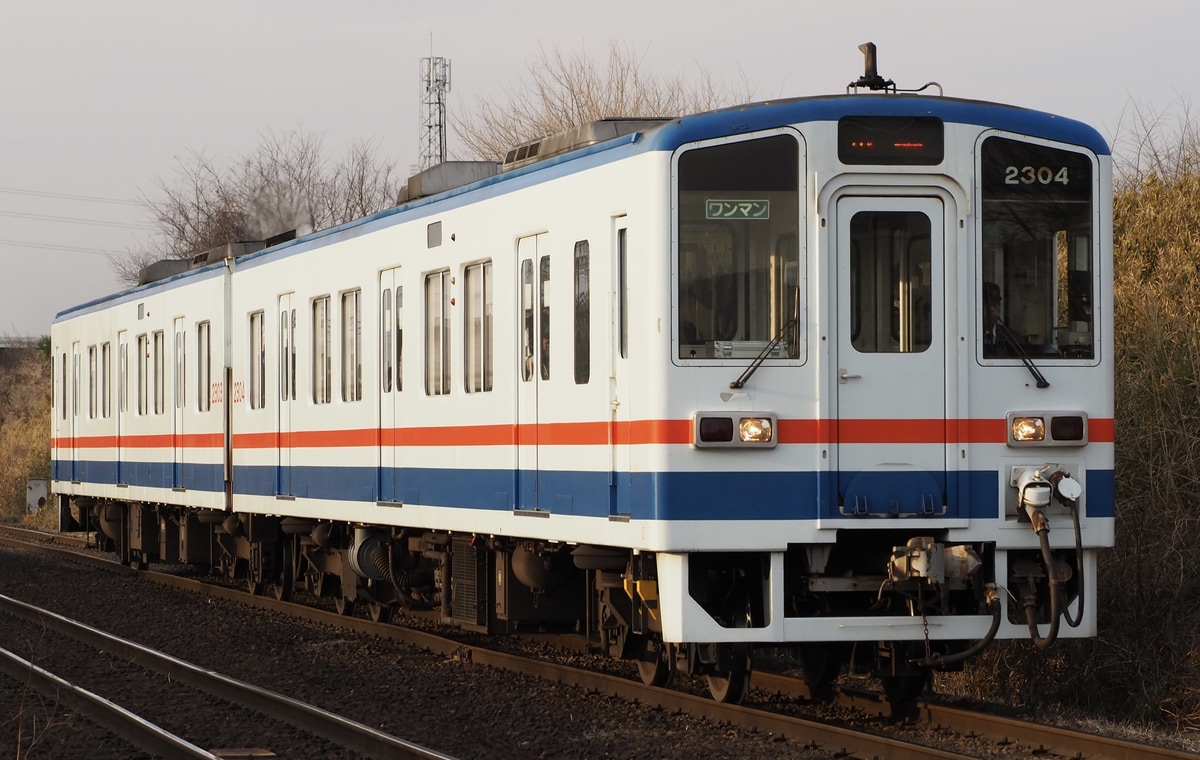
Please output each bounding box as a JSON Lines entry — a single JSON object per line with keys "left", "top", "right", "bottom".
{"left": 704, "top": 591, "right": 754, "bottom": 703}
{"left": 367, "top": 602, "right": 393, "bottom": 624}
{"left": 247, "top": 546, "right": 265, "bottom": 596}
{"left": 881, "top": 670, "right": 929, "bottom": 705}
{"left": 798, "top": 643, "right": 843, "bottom": 697}
{"left": 636, "top": 637, "right": 672, "bottom": 688}
{"left": 334, "top": 596, "right": 357, "bottom": 616}
{"left": 705, "top": 649, "right": 752, "bottom": 704}
{"left": 269, "top": 541, "right": 295, "bottom": 602}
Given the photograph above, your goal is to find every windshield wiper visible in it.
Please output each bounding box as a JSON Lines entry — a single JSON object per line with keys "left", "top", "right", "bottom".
{"left": 729, "top": 318, "right": 798, "bottom": 389}
{"left": 995, "top": 319, "right": 1050, "bottom": 388}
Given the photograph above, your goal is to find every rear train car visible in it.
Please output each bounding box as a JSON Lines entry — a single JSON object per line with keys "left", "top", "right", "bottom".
{"left": 51, "top": 73, "right": 1113, "bottom": 703}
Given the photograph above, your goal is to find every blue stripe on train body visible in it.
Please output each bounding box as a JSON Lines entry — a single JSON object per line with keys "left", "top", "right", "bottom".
{"left": 53, "top": 457, "right": 1116, "bottom": 521}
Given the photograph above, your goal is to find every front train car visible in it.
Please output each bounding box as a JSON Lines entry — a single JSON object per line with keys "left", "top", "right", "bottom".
{"left": 48, "top": 68, "right": 1111, "bottom": 708}
{"left": 624, "top": 95, "right": 1112, "bottom": 701}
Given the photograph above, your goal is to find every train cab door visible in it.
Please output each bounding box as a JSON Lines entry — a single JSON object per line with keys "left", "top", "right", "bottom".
{"left": 277, "top": 293, "right": 296, "bottom": 497}
{"left": 516, "top": 235, "right": 545, "bottom": 511}
{"left": 833, "top": 195, "right": 949, "bottom": 517}
{"left": 377, "top": 271, "right": 402, "bottom": 503}
{"left": 172, "top": 318, "right": 185, "bottom": 489}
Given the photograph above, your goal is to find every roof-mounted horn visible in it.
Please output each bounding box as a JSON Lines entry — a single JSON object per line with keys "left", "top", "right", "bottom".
{"left": 847, "top": 42, "right": 944, "bottom": 96}
{"left": 849, "top": 42, "right": 894, "bottom": 92}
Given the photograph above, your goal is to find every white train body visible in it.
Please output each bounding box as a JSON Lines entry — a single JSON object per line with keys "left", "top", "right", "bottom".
{"left": 52, "top": 93, "right": 1113, "bottom": 698}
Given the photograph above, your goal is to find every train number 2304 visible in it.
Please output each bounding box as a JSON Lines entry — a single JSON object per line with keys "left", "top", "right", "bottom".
{"left": 1005, "top": 165, "right": 1070, "bottom": 185}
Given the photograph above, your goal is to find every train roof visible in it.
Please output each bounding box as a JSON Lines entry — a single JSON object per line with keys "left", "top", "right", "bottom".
{"left": 56, "top": 93, "right": 1109, "bottom": 323}
{"left": 646, "top": 94, "right": 1110, "bottom": 156}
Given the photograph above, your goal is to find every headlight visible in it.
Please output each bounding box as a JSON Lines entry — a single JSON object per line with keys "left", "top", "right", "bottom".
{"left": 739, "top": 417, "right": 773, "bottom": 443}
{"left": 1007, "top": 411, "right": 1088, "bottom": 447}
{"left": 1011, "top": 416, "right": 1046, "bottom": 442}
{"left": 693, "top": 412, "right": 778, "bottom": 448}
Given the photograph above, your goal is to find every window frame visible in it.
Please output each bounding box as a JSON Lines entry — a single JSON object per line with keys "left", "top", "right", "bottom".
{"left": 672, "top": 129, "right": 805, "bottom": 366}
{"left": 464, "top": 260, "right": 493, "bottom": 393}
{"left": 312, "top": 295, "right": 331, "bottom": 404}
{"left": 977, "top": 131, "right": 1099, "bottom": 364}
{"left": 197, "top": 321, "right": 211, "bottom": 412}
{"left": 573, "top": 241, "right": 590, "bottom": 384}
{"left": 249, "top": 311, "right": 266, "bottom": 410}
{"left": 152, "top": 330, "right": 165, "bottom": 415}
{"left": 424, "top": 270, "right": 451, "bottom": 395}
{"left": 341, "top": 289, "right": 362, "bottom": 402}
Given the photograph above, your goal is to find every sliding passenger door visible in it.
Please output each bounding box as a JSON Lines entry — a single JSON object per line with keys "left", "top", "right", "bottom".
{"left": 277, "top": 293, "right": 296, "bottom": 496}
{"left": 70, "top": 342, "right": 81, "bottom": 482}
{"left": 378, "top": 269, "right": 402, "bottom": 503}
{"left": 515, "top": 235, "right": 544, "bottom": 511}
{"left": 116, "top": 331, "right": 128, "bottom": 484}
{"left": 172, "top": 317, "right": 185, "bottom": 489}
{"left": 609, "top": 221, "right": 631, "bottom": 517}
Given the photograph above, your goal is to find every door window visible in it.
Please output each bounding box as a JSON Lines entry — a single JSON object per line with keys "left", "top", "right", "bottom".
{"left": 848, "top": 211, "right": 932, "bottom": 354}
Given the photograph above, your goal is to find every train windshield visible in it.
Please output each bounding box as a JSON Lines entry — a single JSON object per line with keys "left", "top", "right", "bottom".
{"left": 980, "top": 136, "right": 1095, "bottom": 360}
{"left": 676, "top": 133, "right": 801, "bottom": 360}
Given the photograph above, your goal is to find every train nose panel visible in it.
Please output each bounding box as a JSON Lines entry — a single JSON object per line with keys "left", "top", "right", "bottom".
{"left": 839, "top": 467, "right": 945, "bottom": 516}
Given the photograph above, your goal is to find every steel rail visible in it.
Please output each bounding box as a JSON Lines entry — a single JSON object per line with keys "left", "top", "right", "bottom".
{"left": 0, "top": 589, "right": 456, "bottom": 760}
{"left": 748, "top": 669, "right": 1200, "bottom": 760}
{"left": 0, "top": 644, "right": 221, "bottom": 759}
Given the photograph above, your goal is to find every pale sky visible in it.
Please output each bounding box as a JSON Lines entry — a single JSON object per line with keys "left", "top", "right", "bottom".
{"left": 2, "top": 1, "right": 1196, "bottom": 337}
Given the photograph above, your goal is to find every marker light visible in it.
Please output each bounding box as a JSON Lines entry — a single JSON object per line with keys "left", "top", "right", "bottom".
{"left": 1050, "top": 415, "right": 1085, "bottom": 441}
{"left": 1011, "top": 417, "right": 1046, "bottom": 442}
{"left": 739, "top": 417, "right": 774, "bottom": 443}
{"left": 699, "top": 417, "right": 734, "bottom": 443}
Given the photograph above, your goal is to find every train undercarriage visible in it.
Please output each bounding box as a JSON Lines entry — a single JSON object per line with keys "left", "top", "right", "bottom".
{"left": 73, "top": 496, "right": 1081, "bottom": 705}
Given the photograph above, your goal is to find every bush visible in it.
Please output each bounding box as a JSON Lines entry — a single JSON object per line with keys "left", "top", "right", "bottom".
{"left": 0, "top": 339, "right": 51, "bottom": 525}
{"left": 945, "top": 106, "right": 1200, "bottom": 728}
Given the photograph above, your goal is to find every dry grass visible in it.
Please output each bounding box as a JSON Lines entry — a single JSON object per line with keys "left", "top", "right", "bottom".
{"left": 0, "top": 339, "right": 51, "bottom": 526}
{"left": 941, "top": 104, "right": 1200, "bottom": 731}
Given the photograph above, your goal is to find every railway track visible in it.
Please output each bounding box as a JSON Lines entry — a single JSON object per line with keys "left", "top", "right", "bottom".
{"left": 0, "top": 640, "right": 220, "bottom": 760}
{"left": 2, "top": 525, "right": 1193, "bottom": 759}
{"left": 0, "top": 588, "right": 454, "bottom": 759}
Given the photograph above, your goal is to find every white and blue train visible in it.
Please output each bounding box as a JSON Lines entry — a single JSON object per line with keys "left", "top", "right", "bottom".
{"left": 51, "top": 51, "right": 1113, "bottom": 703}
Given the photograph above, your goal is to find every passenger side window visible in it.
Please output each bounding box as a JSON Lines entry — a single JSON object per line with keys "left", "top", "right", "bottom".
{"left": 341, "top": 289, "right": 361, "bottom": 402}
{"left": 425, "top": 271, "right": 451, "bottom": 395}
{"left": 197, "top": 322, "right": 211, "bottom": 412}
{"left": 521, "top": 259, "right": 534, "bottom": 382}
{"left": 312, "top": 296, "right": 331, "bottom": 404}
{"left": 465, "top": 261, "right": 493, "bottom": 393}
{"left": 573, "top": 241, "right": 589, "bottom": 384}
{"left": 250, "top": 311, "right": 265, "bottom": 409}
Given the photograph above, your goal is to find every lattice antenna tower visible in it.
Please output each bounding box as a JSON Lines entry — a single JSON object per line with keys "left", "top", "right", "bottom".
{"left": 419, "top": 55, "right": 451, "bottom": 170}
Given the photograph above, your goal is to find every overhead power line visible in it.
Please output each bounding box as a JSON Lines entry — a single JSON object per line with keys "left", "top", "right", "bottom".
{"left": 0, "top": 186, "right": 142, "bottom": 206}
{"left": 0, "top": 209, "right": 154, "bottom": 230}
{"left": 0, "top": 239, "right": 127, "bottom": 256}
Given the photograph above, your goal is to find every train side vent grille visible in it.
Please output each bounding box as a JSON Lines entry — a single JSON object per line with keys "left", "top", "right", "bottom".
{"left": 451, "top": 537, "right": 486, "bottom": 626}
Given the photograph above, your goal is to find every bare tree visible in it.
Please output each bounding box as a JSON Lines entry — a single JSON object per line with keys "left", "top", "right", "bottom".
{"left": 113, "top": 131, "right": 402, "bottom": 284}
{"left": 453, "top": 41, "right": 753, "bottom": 161}
{"left": 320, "top": 138, "right": 402, "bottom": 226}
{"left": 114, "top": 43, "right": 747, "bottom": 285}
{"left": 1111, "top": 98, "right": 1200, "bottom": 190}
